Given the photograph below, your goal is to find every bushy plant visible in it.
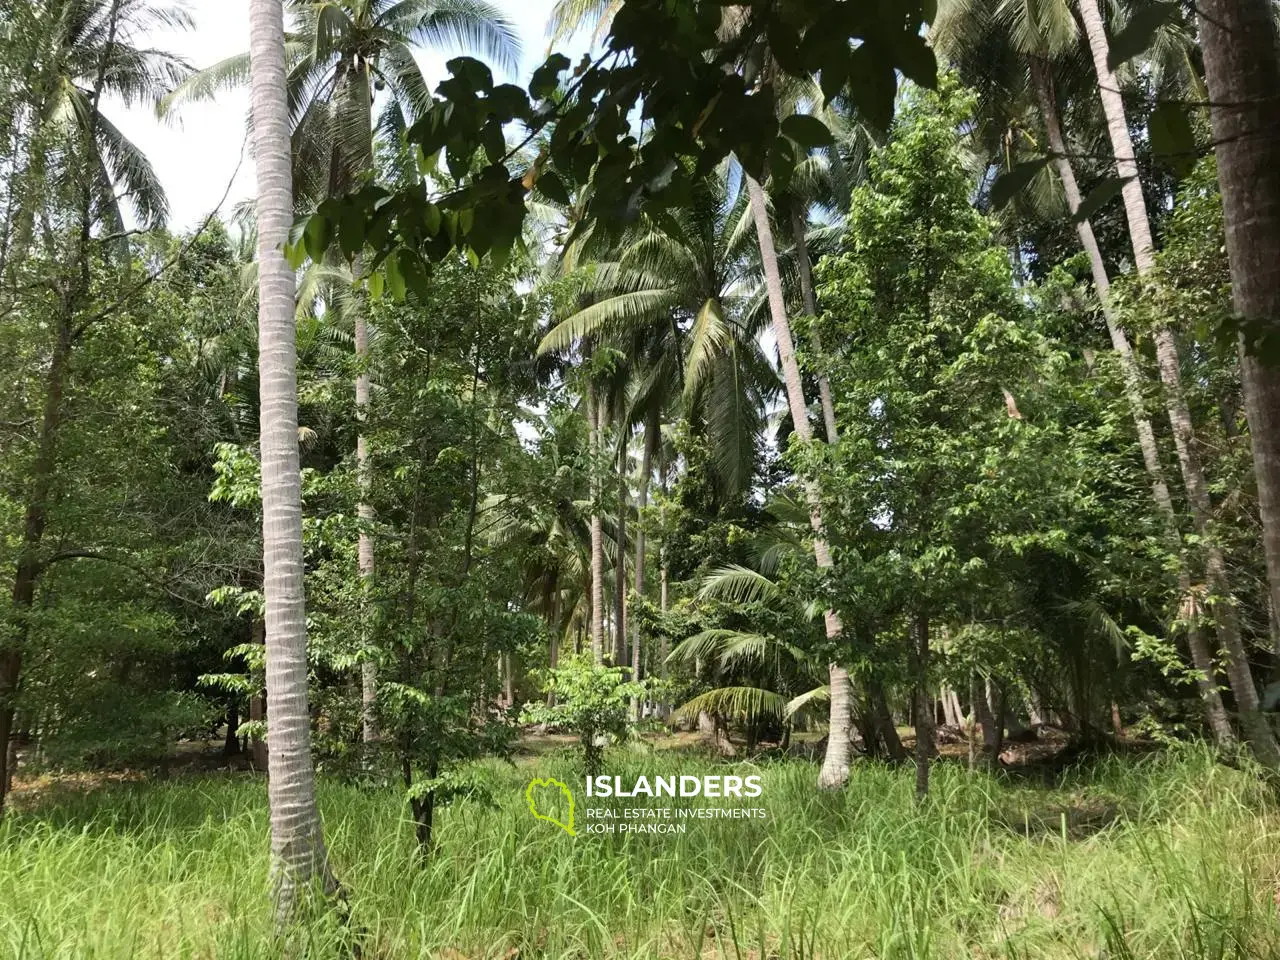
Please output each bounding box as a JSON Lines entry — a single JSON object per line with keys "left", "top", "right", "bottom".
{"left": 521, "top": 653, "right": 646, "bottom": 776}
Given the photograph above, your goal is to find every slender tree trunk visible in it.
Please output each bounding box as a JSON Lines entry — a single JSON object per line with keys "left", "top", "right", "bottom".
{"left": 746, "top": 173, "right": 851, "bottom": 789}
{"left": 1032, "top": 56, "right": 1236, "bottom": 749}
{"left": 940, "top": 687, "right": 959, "bottom": 728}
{"left": 1076, "top": 0, "right": 1156, "bottom": 268}
{"left": 1078, "top": 3, "right": 1275, "bottom": 764}
{"left": 0, "top": 322, "right": 69, "bottom": 818}
{"left": 356, "top": 300, "right": 376, "bottom": 743}
{"left": 613, "top": 435, "right": 627, "bottom": 668}
{"left": 976, "top": 678, "right": 1001, "bottom": 767}
{"left": 249, "top": 0, "right": 336, "bottom": 915}
{"left": 249, "top": 618, "right": 269, "bottom": 770}
{"left": 631, "top": 414, "right": 657, "bottom": 719}
{"left": 790, "top": 207, "right": 839, "bottom": 444}
{"left": 1197, "top": 0, "right": 1280, "bottom": 769}
{"left": 224, "top": 702, "right": 242, "bottom": 757}
{"left": 913, "top": 613, "right": 932, "bottom": 799}
{"left": 587, "top": 383, "right": 605, "bottom": 662}
{"left": 867, "top": 680, "right": 904, "bottom": 761}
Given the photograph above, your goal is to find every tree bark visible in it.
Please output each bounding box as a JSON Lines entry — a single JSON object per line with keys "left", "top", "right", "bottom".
{"left": 869, "top": 680, "right": 905, "bottom": 761}
{"left": 356, "top": 301, "right": 376, "bottom": 744}
{"left": 913, "top": 613, "right": 932, "bottom": 799}
{"left": 587, "top": 382, "right": 605, "bottom": 663}
{"left": 1078, "top": 2, "right": 1274, "bottom": 764}
{"left": 790, "top": 207, "right": 839, "bottom": 444}
{"left": 1031, "top": 56, "right": 1236, "bottom": 749}
{"left": 1197, "top": 0, "right": 1280, "bottom": 768}
{"left": 630, "top": 413, "right": 658, "bottom": 719}
{"left": 613, "top": 434, "right": 627, "bottom": 668}
{"left": 249, "top": 0, "right": 336, "bottom": 916}
{"left": 746, "top": 173, "right": 851, "bottom": 789}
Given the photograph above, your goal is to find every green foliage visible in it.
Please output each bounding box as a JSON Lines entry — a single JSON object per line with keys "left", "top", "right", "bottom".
{"left": 309, "top": 0, "right": 940, "bottom": 277}
{"left": 521, "top": 653, "right": 644, "bottom": 776}
{"left": 5, "top": 749, "right": 1280, "bottom": 957}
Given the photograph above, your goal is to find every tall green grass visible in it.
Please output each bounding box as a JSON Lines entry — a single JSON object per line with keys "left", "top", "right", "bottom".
{"left": 1, "top": 745, "right": 1278, "bottom": 958}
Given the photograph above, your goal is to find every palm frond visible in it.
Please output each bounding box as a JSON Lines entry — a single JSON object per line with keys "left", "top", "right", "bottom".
{"left": 672, "top": 686, "right": 789, "bottom": 724}
{"left": 699, "top": 565, "right": 781, "bottom": 604}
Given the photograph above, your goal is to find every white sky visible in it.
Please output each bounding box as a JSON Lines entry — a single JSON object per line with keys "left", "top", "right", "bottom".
{"left": 112, "top": 0, "right": 568, "bottom": 230}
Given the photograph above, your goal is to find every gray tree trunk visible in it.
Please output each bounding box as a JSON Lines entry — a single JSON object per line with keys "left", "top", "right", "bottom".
{"left": 1197, "top": 0, "right": 1280, "bottom": 769}
{"left": 587, "top": 383, "right": 605, "bottom": 662}
{"left": 613, "top": 435, "right": 627, "bottom": 667}
{"left": 248, "top": 0, "right": 336, "bottom": 916}
{"left": 1078, "top": 0, "right": 1275, "bottom": 764}
{"left": 630, "top": 415, "right": 657, "bottom": 719}
{"left": 913, "top": 613, "right": 932, "bottom": 799}
{"left": 746, "top": 173, "right": 850, "bottom": 789}
{"left": 1031, "top": 57, "right": 1235, "bottom": 749}
{"left": 790, "top": 207, "right": 839, "bottom": 444}
{"left": 356, "top": 302, "right": 377, "bottom": 743}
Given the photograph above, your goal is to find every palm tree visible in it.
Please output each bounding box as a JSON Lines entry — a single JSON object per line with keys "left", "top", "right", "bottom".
{"left": 931, "top": 0, "right": 1237, "bottom": 750}
{"left": 1196, "top": 0, "right": 1280, "bottom": 708}
{"left": 0, "top": 0, "right": 188, "bottom": 272}
{"left": 745, "top": 170, "right": 854, "bottom": 789}
{"left": 546, "top": 0, "right": 621, "bottom": 48}
{"left": 541, "top": 167, "right": 777, "bottom": 677}
{"left": 168, "top": 0, "right": 519, "bottom": 739}
{"left": 1074, "top": 0, "right": 1280, "bottom": 767}
{"left": 540, "top": 170, "right": 775, "bottom": 498}
{"left": 0, "top": 0, "right": 189, "bottom": 815}
{"left": 541, "top": 0, "right": 856, "bottom": 787}
{"left": 247, "top": 0, "right": 336, "bottom": 917}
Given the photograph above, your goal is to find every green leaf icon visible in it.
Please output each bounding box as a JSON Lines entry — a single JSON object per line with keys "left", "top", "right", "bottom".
{"left": 526, "top": 777, "right": 576, "bottom": 836}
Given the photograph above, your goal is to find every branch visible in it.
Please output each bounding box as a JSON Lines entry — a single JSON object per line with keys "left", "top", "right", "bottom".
{"left": 71, "top": 134, "right": 249, "bottom": 341}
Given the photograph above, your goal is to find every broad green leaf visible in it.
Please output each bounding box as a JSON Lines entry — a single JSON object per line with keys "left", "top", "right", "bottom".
{"left": 302, "top": 213, "right": 333, "bottom": 263}
{"left": 990, "top": 158, "right": 1049, "bottom": 210}
{"left": 1072, "top": 176, "right": 1129, "bottom": 224}
{"left": 1149, "top": 101, "right": 1195, "bottom": 177}
{"left": 1107, "top": 3, "right": 1178, "bottom": 72}
{"left": 781, "top": 113, "right": 835, "bottom": 149}
{"left": 536, "top": 170, "right": 571, "bottom": 205}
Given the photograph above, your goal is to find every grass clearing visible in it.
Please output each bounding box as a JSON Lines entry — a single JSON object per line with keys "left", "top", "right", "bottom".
{"left": 2, "top": 745, "right": 1278, "bottom": 958}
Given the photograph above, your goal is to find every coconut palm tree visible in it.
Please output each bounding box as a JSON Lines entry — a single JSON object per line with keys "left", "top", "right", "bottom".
{"left": 247, "top": 0, "right": 336, "bottom": 917}
{"left": 540, "top": 169, "right": 776, "bottom": 498}
{"left": 541, "top": 0, "right": 858, "bottom": 788}
{"left": 1196, "top": 0, "right": 1280, "bottom": 714}
{"left": 0, "top": 0, "right": 188, "bottom": 271}
{"left": 931, "top": 0, "right": 1238, "bottom": 750}
{"left": 1073, "top": 0, "right": 1280, "bottom": 767}
{"left": 168, "top": 0, "right": 520, "bottom": 739}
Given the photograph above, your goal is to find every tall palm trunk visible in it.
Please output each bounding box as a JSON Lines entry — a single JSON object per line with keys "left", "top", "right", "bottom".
{"left": 1030, "top": 57, "right": 1235, "bottom": 748}
{"left": 587, "top": 381, "right": 605, "bottom": 662}
{"left": 249, "top": 0, "right": 336, "bottom": 916}
{"left": 1197, "top": 0, "right": 1280, "bottom": 755}
{"left": 356, "top": 304, "right": 376, "bottom": 743}
{"left": 1077, "top": 0, "right": 1278, "bottom": 767}
{"left": 630, "top": 413, "right": 658, "bottom": 718}
{"left": 745, "top": 172, "right": 851, "bottom": 788}
{"left": 790, "top": 207, "right": 839, "bottom": 444}
{"left": 613, "top": 433, "right": 627, "bottom": 667}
